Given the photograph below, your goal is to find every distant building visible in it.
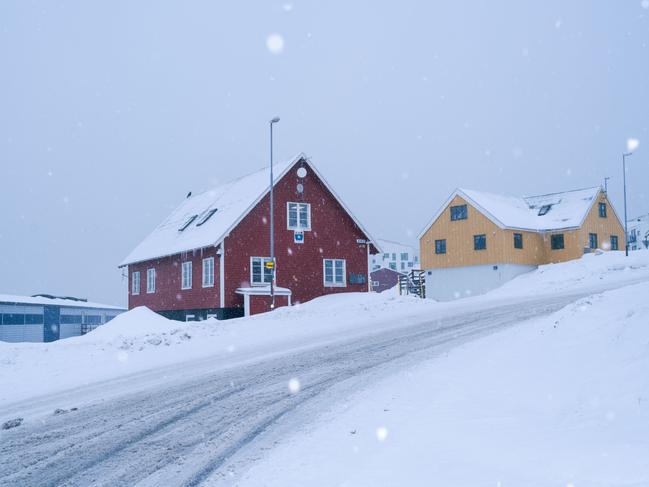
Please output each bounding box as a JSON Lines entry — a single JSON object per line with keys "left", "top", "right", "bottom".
{"left": 369, "top": 239, "right": 419, "bottom": 273}
{"left": 419, "top": 186, "right": 624, "bottom": 300}
{"left": 0, "top": 294, "right": 124, "bottom": 343}
{"left": 370, "top": 268, "right": 404, "bottom": 293}
{"left": 120, "top": 153, "right": 380, "bottom": 320}
{"left": 628, "top": 214, "right": 649, "bottom": 250}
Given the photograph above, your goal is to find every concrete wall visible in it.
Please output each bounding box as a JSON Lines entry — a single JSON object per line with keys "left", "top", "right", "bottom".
{"left": 425, "top": 263, "right": 536, "bottom": 301}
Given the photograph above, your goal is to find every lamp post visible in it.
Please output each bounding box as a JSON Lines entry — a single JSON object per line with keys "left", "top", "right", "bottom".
{"left": 623, "top": 138, "right": 640, "bottom": 257}
{"left": 269, "top": 116, "right": 280, "bottom": 307}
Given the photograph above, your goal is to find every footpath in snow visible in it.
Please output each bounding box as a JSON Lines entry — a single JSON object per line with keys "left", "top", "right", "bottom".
{"left": 1, "top": 250, "right": 649, "bottom": 414}
{"left": 234, "top": 278, "right": 649, "bottom": 487}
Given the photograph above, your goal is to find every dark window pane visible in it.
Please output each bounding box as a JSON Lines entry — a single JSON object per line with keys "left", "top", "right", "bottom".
{"left": 474, "top": 234, "right": 486, "bottom": 250}
{"left": 2, "top": 313, "right": 25, "bottom": 325}
{"left": 551, "top": 234, "right": 565, "bottom": 250}
{"left": 598, "top": 203, "right": 607, "bottom": 218}
{"left": 611, "top": 235, "right": 619, "bottom": 250}
{"left": 514, "top": 233, "right": 523, "bottom": 249}
{"left": 25, "top": 314, "right": 44, "bottom": 324}
{"left": 589, "top": 233, "right": 598, "bottom": 249}
{"left": 450, "top": 204, "right": 468, "bottom": 221}
{"left": 435, "top": 239, "right": 446, "bottom": 254}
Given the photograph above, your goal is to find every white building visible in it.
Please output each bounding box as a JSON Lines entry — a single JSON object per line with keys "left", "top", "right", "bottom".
{"left": 628, "top": 214, "right": 649, "bottom": 250}
{"left": 369, "top": 239, "right": 420, "bottom": 273}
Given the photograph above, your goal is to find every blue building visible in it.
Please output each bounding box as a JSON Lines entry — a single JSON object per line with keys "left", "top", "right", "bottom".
{"left": 0, "top": 294, "right": 125, "bottom": 343}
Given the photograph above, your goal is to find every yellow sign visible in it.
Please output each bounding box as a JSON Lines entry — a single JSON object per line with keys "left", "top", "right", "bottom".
{"left": 265, "top": 261, "right": 274, "bottom": 269}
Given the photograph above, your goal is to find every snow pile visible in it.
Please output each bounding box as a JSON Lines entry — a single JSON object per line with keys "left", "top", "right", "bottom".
{"left": 491, "top": 249, "right": 649, "bottom": 298}
{"left": 235, "top": 281, "right": 649, "bottom": 486}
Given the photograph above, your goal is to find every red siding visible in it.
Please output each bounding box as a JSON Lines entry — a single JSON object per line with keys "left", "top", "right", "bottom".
{"left": 128, "top": 246, "right": 220, "bottom": 312}
{"left": 223, "top": 161, "right": 370, "bottom": 312}
{"left": 127, "top": 159, "right": 372, "bottom": 315}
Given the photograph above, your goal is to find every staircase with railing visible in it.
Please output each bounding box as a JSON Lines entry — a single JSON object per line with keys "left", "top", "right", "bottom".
{"left": 398, "top": 270, "right": 426, "bottom": 299}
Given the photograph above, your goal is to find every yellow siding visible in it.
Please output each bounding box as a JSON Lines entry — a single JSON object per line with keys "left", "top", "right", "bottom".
{"left": 420, "top": 190, "right": 625, "bottom": 269}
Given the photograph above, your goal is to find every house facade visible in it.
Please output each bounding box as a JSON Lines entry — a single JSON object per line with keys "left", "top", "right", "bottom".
{"left": 120, "top": 153, "right": 379, "bottom": 320}
{"left": 369, "top": 239, "right": 419, "bottom": 273}
{"left": 628, "top": 213, "right": 649, "bottom": 251}
{"left": 370, "top": 267, "right": 403, "bottom": 293}
{"left": 419, "top": 187, "right": 624, "bottom": 300}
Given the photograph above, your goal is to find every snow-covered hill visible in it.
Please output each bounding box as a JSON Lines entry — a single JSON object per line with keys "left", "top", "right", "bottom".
{"left": 1, "top": 250, "right": 648, "bottom": 414}
{"left": 235, "top": 280, "right": 649, "bottom": 487}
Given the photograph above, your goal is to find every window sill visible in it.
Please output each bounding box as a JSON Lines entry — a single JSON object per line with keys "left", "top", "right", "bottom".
{"left": 287, "top": 227, "right": 311, "bottom": 232}
{"left": 181, "top": 287, "right": 192, "bottom": 290}
{"left": 202, "top": 284, "right": 215, "bottom": 288}
{"left": 324, "top": 283, "right": 347, "bottom": 288}
{"left": 250, "top": 282, "right": 272, "bottom": 287}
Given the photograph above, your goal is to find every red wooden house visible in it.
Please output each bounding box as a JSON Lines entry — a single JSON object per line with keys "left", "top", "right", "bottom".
{"left": 119, "top": 153, "right": 380, "bottom": 320}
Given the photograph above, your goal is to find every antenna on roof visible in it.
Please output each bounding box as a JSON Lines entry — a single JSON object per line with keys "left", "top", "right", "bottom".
{"left": 604, "top": 177, "right": 610, "bottom": 193}
{"left": 186, "top": 191, "right": 192, "bottom": 199}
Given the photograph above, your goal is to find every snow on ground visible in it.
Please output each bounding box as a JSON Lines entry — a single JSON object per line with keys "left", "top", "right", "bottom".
{"left": 234, "top": 280, "right": 649, "bottom": 487}
{"left": 1, "top": 250, "right": 649, "bottom": 413}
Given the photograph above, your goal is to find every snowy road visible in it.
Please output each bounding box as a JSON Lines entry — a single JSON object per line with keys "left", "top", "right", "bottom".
{"left": 0, "top": 294, "right": 597, "bottom": 486}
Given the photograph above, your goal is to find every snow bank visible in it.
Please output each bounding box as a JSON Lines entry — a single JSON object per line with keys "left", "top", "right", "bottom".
{"left": 235, "top": 281, "right": 649, "bottom": 486}
{"left": 491, "top": 249, "right": 649, "bottom": 298}
{"left": 1, "top": 250, "right": 648, "bottom": 413}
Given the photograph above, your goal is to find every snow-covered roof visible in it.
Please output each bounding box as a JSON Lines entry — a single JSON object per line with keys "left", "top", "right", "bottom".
{"left": 419, "top": 186, "right": 606, "bottom": 238}
{"left": 375, "top": 239, "right": 419, "bottom": 255}
{"left": 121, "top": 152, "right": 380, "bottom": 266}
{"left": 0, "top": 294, "right": 125, "bottom": 310}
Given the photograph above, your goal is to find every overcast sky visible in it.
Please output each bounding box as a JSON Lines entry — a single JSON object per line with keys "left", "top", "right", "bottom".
{"left": 1, "top": 1, "right": 648, "bottom": 306}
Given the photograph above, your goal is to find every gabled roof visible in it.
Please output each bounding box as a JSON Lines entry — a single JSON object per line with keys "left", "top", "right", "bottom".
{"left": 419, "top": 186, "right": 607, "bottom": 238}
{"left": 120, "top": 152, "right": 380, "bottom": 266}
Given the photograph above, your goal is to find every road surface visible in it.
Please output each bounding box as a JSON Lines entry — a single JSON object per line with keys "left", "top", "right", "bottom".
{"left": 0, "top": 294, "right": 596, "bottom": 486}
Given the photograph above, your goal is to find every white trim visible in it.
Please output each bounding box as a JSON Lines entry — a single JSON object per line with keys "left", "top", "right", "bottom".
{"left": 131, "top": 271, "right": 140, "bottom": 295}
{"left": 286, "top": 202, "right": 311, "bottom": 231}
{"left": 323, "top": 258, "right": 346, "bottom": 287}
{"left": 146, "top": 268, "right": 156, "bottom": 294}
{"left": 218, "top": 243, "right": 225, "bottom": 308}
{"left": 181, "top": 261, "right": 192, "bottom": 290}
{"left": 250, "top": 256, "right": 273, "bottom": 286}
{"left": 202, "top": 257, "right": 215, "bottom": 288}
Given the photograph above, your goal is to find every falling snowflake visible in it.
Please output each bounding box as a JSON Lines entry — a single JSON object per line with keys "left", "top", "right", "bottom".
{"left": 288, "top": 377, "right": 301, "bottom": 394}
{"left": 262, "top": 216, "right": 268, "bottom": 224}
{"left": 376, "top": 426, "right": 388, "bottom": 442}
{"left": 266, "top": 34, "right": 284, "bottom": 54}
{"left": 282, "top": 3, "right": 293, "bottom": 11}
{"left": 627, "top": 137, "right": 639, "bottom": 152}
{"left": 642, "top": 0, "right": 649, "bottom": 9}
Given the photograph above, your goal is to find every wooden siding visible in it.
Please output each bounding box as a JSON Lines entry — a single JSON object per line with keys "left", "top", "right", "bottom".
{"left": 420, "top": 190, "right": 624, "bottom": 269}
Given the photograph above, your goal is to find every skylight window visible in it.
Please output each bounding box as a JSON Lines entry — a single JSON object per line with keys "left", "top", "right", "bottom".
{"left": 196, "top": 208, "right": 218, "bottom": 226}
{"left": 538, "top": 205, "right": 552, "bottom": 216}
{"left": 178, "top": 215, "right": 198, "bottom": 232}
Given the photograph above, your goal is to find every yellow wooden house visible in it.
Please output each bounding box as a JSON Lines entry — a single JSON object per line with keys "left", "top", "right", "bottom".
{"left": 418, "top": 186, "right": 624, "bottom": 300}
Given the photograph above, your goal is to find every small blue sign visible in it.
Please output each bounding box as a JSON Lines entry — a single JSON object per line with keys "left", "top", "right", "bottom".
{"left": 294, "top": 231, "right": 304, "bottom": 244}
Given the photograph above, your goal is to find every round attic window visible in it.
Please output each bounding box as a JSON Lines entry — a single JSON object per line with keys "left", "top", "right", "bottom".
{"left": 296, "top": 167, "right": 307, "bottom": 178}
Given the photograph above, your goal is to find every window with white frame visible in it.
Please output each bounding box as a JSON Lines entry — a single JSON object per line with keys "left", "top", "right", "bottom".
{"left": 287, "top": 202, "right": 311, "bottom": 230}
{"left": 202, "top": 257, "right": 214, "bottom": 288}
{"left": 250, "top": 256, "right": 273, "bottom": 285}
{"left": 181, "top": 261, "right": 192, "bottom": 289}
{"left": 146, "top": 268, "right": 156, "bottom": 293}
{"left": 323, "top": 259, "right": 346, "bottom": 287}
{"left": 131, "top": 271, "right": 140, "bottom": 295}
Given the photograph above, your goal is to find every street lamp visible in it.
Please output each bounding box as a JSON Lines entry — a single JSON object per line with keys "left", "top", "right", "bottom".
{"left": 269, "top": 116, "right": 280, "bottom": 307}
{"left": 623, "top": 138, "right": 639, "bottom": 257}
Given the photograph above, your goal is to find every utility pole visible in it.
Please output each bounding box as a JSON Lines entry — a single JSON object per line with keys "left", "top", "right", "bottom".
{"left": 269, "top": 117, "right": 280, "bottom": 307}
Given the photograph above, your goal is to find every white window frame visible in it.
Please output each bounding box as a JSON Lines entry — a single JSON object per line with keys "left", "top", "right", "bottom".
{"left": 146, "top": 268, "right": 156, "bottom": 294}
{"left": 181, "top": 261, "right": 192, "bottom": 290}
{"left": 323, "top": 258, "right": 346, "bottom": 287}
{"left": 250, "top": 256, "right": 273, "bottom": 286}
{"left": 202, "top": 257, "right": 215, "bottom": 288}
{"left": 287, "top": 202, "right": 311, "bottom": 231}
{"left": 131, "top": 271, "right": 140, "bottom": 295}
